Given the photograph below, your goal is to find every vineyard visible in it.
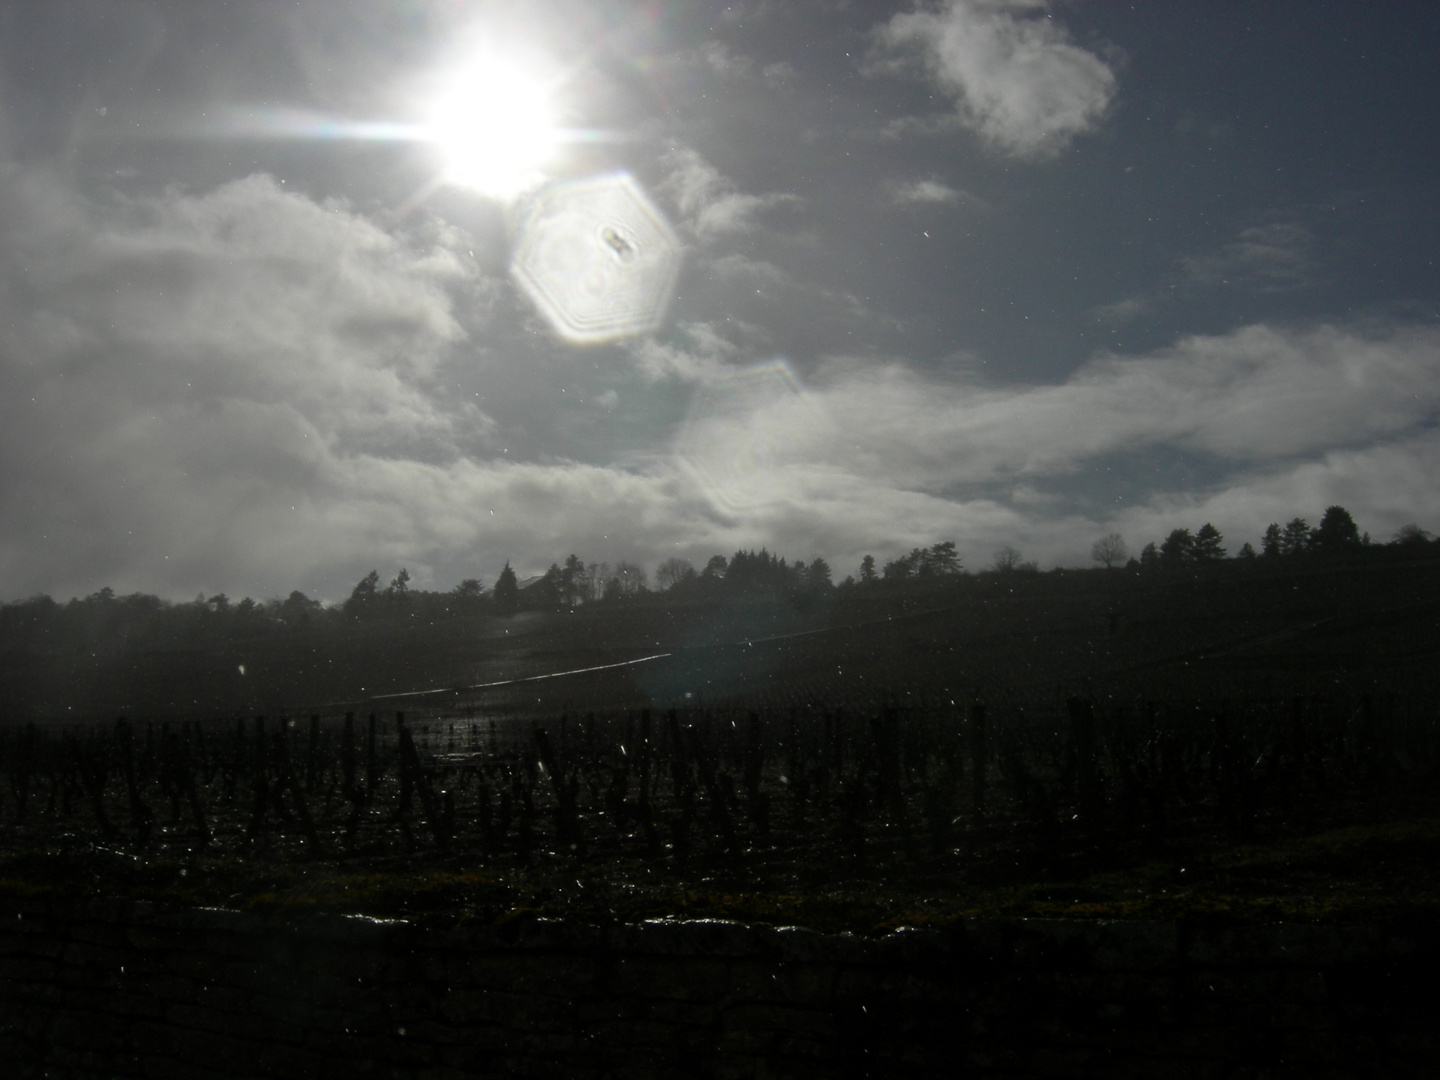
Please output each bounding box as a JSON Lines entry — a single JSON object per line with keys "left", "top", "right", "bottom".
{"left": 4, "top": 690, "right": 1439, "bottom": 928}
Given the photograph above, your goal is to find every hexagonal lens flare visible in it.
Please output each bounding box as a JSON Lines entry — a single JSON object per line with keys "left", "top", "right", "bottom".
{"left": 511, "top": 173, "right": 681, "bottom": 344}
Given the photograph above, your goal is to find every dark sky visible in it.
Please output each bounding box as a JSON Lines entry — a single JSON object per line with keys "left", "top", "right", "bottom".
{"left": 1, "top": 0, "right": 1437, "bottom": 603}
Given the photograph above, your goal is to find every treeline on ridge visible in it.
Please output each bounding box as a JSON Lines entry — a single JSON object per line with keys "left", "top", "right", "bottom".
{"left": 2, "top": 505, "right": 1437, "bottom": 654}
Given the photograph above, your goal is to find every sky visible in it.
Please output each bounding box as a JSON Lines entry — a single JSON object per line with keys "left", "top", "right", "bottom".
{"left": 1, "top": 0, "right": 1438, "bottom": 604}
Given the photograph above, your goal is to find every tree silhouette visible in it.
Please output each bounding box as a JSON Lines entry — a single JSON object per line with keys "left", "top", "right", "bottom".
{"left": 1090, "top": 533, "right": 1128, "bottom": 569}
{"left": 584, "top": 561, "right": 612, "bottom": 603}
{"left": 1139, "top": 542, "right": 1160, "bottom": 570}
{"left": 1281, "top": 517, "right": 1311, "bottom": 556}
{"left": 805, "top": 556, "right": 833, "bottom": 590}
{"left": 882, "top": 552, "right": 916, "bottom": 581}
{"left": 1393, "top": 523, "right": 1435, "bottom": 546}
{"left": 451, "top": 578, "right": 486, "bottom": 616}
{"left": 1236, "top": 541, "right": 1256, "bottom": 559}
{"left": 882, "top": 542, "right": 961, "bottom": 581}
{"left": 1261, "top": 523, "right": 1282, "bottom": 557}
{"left": 344, "top": 570, "right": 381, "bottom": 619}
{"left": 927, "top": 541, "right": 962, "bottom": 575}
{"left": 493, "top": 562, "right": 519, "bottom": 615}
{"left": 859, "top": 554, "right": 877, "bottom": 583}
{"left": 992, "top": 545, "right": 1022, "bottom": 573}
{"left": 529, "top": 564, "right": 562, "bottom": 607}
{"left": 1193, "top": 523, "right": 1226, "bottom": 562}
{"left": 1160, "top": 528, "right": 1194, "bottom": 568}
{"left": 384, "top": 568, "right": 411, "bottom": 614}
{"left": 1313, "top": 506, "right": 1361, "bottom": 551}
{"left": 612, "top": 560, "right": 648, "bottom": 597}
{"left": 560, "top": 554, "right": 586, "bottom": 606}
{"left": 655, "top": 556, "right": 696, "bottom": 592}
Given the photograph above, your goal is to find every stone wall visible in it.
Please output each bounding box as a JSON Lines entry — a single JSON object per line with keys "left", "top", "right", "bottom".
{"left": 2, "top": 895, "right": 1436, "bottom": 1078}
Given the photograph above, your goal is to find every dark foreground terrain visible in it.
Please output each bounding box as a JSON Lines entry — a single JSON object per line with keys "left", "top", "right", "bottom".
{"left": 2, "top": 694, "right": 1437, "bottom": 934}
{"left": 4, "top": 551, "right": 1440, "bottom": 931}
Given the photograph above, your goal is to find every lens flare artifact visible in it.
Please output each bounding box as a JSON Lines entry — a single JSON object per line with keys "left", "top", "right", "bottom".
{"left": 511, "top": 173, "right": 681, "bottom": 344}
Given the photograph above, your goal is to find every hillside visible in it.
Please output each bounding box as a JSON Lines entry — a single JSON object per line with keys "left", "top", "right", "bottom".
{"left": 2, "top": 547, "right": 1439, "bottom": 723}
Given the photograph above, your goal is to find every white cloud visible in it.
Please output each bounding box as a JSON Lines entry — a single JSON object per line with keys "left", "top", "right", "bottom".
{"left": 803, "top": 323, "right": 1440, "bottom": 486}
{"left": 876, "top": 0, "right": 1117, "bottom": 159}
{"left": 629, "top": 321, "right": 744, "bottom": 382}
{"left": 889, "top": 178, "right": 971, "bottom": 205}
{"left": 659, "top": 147, "right": 799, "bottom": 241}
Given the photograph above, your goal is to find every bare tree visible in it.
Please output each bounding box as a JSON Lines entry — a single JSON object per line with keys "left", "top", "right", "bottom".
{"left": 611, "top": 560, "right": 648, "bottom": 597}
{"left": 581, "top": 561, "right": 611, "bottom": 603}
{"left": 1393, "top": 523, "right": 1434, "bottom": 546}
{"left": 655, "top": 557, "right": 696, "bottom": 591}
{"left": 992, "top": 545, "right": 1022, "bottom": 573}
{"left": 1090, "top": 533, "right": 1128, "bottom": 569}
{"left": 560, "top": 554, "right": 586, "bottom": 606}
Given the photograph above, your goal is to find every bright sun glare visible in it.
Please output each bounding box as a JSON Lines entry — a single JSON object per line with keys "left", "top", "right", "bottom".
{"left": 424, "top": 53, "right": 561, "bottom": 199}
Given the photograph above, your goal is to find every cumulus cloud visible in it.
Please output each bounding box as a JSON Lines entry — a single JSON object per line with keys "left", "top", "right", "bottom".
{"left": 875, "top": 0, "right": 1117, "bottom": 159}
{"left": 659, "top": 147, "right": 799, "bottom": 242}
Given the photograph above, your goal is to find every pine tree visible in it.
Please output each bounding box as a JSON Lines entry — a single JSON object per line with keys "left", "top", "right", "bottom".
{"left": 1281, "top": 518, "right": 1311, "bottom": 556}
{"left": 1193, "top": 523, "right": 1226, "bottom": 562}
{"left": 1262, "top": 523, "right": 1282, "bottom": 557}
{"left": 494, "top": 562, "right": 519, "bottom": 615}
{"left": 1139, "top": 542, "right": 1160, "bottom": 570}
{"left": 1160, "top": 528, "right": 1195, "bottom": 568}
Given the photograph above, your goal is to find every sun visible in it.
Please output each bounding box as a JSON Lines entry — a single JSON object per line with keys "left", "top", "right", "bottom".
{"left": 423, "top": 52, "right": 563, "bottom": 200}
